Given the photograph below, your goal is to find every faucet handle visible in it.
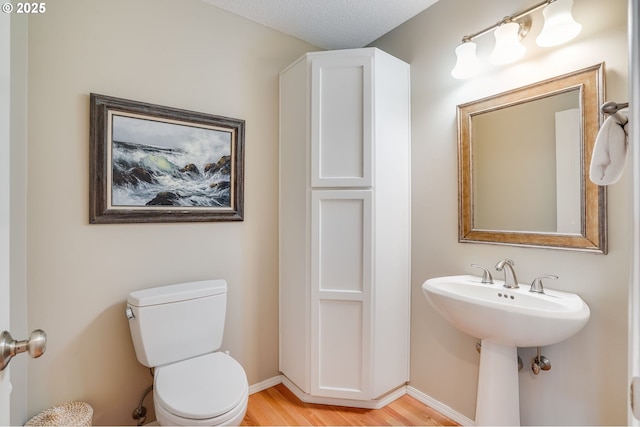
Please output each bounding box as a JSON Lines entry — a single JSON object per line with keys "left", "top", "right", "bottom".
{"left": 471, "top": 264, "right": 494, "bottom": 284}
{"left": 530, "top": 275, "right": 558, "bottom": 294}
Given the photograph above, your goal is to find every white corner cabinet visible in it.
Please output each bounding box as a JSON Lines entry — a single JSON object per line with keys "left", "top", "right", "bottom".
{"left": 279, "top": 48, "right": 411, "bottom": 407}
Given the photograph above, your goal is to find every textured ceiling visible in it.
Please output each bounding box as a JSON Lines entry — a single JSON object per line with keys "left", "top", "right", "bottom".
{"left": 201, "top": 0, "right": 440, "bottom": 50}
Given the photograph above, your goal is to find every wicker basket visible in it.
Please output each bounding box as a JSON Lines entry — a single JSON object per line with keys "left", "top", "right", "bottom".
{"left": 25, "top": 401, "right": 93, "bottom": 426}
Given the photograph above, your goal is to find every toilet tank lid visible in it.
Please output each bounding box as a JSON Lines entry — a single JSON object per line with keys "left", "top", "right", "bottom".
{"left": 127, "top": 280, "right": 227, "bottom": 307}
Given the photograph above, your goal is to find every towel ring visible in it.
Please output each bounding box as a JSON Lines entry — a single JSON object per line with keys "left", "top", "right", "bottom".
{"left": 601, "top": 101, "right": 629, "bottom": 114}
{"left": 601, "top": 101, "right": 629, "bottom": 127}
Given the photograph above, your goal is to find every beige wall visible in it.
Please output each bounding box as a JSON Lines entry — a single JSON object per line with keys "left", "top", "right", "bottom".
{"left": 24, "top": 0, "right": 315, "bottom": 424}
{"left": 373, "top": 0, "right": 629, "bottom": 424}
{"left": 17, "top": 0, "right": 630, "bottom": 425}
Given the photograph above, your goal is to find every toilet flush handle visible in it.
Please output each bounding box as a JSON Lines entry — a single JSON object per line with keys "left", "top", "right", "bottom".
{"left": 0, "top": 329, "right": 47, "bottom": 371}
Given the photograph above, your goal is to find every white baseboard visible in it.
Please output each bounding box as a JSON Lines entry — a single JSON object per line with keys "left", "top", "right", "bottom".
{"left": 406, "top": 386, "right": 475, "bottom": 426}
{"left": 280, "top": 375, "right": 406, "bottom": 409}
{"left": 249, "top": 375, "right": 475, "bottom": 426}
{"left": 249, "top": 375, "right": 283, "bottom": 395}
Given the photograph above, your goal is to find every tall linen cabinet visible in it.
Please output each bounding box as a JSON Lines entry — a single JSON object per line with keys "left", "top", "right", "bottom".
{"left": 279, "top": 48, "right": 411, "bottom": 407}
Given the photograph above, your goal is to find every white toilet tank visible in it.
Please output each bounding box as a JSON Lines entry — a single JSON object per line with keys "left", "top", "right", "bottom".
{"left": 127, "top": 280, "right": 227, "bottom": 368}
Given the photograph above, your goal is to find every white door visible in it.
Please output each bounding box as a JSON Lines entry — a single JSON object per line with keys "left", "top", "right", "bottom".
{"left": 310, "top": 54, "right": 373, "bottom": 188}
{"left": 311, "top": 190, "right": 372, "bottom": 400}
{"left": 0, "top": 11, "right": 12, "bottom": 424}
{"left": 630, "top": 0, "right": 640, "bottom": 424}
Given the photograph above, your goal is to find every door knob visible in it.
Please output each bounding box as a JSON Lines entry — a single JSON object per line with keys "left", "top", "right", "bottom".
{"left": 0, "top": 329, "right": 47, "bottom": 371}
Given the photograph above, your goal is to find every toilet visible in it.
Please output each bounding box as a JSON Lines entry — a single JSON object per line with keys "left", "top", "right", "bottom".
{"left": 126, "top": 280, "right": 249, "bottom": 426}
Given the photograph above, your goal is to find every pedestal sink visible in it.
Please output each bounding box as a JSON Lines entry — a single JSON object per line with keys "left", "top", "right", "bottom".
{"left": 422, "top": 275, "right": 590, "bottom": 426}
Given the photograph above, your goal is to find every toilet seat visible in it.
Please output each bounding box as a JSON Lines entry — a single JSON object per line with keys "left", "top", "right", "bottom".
{"left": 154, "top": 392, "right": 248, "bottom": 426}
{"left": 154, "top": 352, "right": 248, "bottom": 424}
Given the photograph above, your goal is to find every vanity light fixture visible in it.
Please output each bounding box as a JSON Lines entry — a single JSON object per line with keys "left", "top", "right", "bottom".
{"left": 451, "top": 39, "right": 484, "bottom": 79}
{"left": 489, "top": 20, "right": 528, "bottom": 65}
{"left": 536, "top": 0, "right": 582, "bottom": 47}
{"left": 451, "top": 0, "right": 581, "bottom": 79}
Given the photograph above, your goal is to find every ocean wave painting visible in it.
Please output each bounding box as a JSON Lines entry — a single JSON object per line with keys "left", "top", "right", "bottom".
{"left": 110, "top": 114, "right": 233, "bottom": 208}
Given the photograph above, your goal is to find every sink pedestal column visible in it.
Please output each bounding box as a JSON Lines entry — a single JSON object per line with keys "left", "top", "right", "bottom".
{"left": 475, "top": 340, "right": 520, "bottom": 426}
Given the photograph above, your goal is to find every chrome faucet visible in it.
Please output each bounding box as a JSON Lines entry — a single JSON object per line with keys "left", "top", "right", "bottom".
{"left": 495, "top": 259, "right": 519, "bottom": 289}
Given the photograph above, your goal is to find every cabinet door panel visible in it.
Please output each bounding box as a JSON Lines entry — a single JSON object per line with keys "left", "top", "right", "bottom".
{"left": 311, "top": 55, "right": 372, "bottom": 187}
{"left": 317, "top": 300, "right": 364, "bottom": 394}
{"left": 317, "top": 198, "right": 365, "bottom": 292}
{"left": 311, "top": 190, "right": 372, "bottom": 399}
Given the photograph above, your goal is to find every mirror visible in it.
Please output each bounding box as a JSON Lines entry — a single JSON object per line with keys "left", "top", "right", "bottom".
{"left": 458, "top": 63, "right": 607, "bottom": 253}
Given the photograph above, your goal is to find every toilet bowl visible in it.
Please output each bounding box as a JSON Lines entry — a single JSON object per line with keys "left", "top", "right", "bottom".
{"left": 126, "top": 280, "right": 249, "bottom": 426}
{"left": 154, "top": 352, "right": 248, "bottom": 426}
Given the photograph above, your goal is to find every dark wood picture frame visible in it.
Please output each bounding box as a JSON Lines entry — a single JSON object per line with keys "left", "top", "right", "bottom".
{"left": 89, "top": 93, "right": 244, "bottom": 223}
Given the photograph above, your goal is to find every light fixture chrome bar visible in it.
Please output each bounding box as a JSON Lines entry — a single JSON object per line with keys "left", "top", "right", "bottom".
{"left": 460, "top": 0, "right": 554, "bottom": 43}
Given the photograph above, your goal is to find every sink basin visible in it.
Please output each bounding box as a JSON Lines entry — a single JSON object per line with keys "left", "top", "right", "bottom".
{"left": 422, "top": 274, "right": 590, "bottom": 425}
{"left": 422, "top": 274, "right": 590, "bottom": 347}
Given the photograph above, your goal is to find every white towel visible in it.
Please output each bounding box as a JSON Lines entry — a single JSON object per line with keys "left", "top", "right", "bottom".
{"left": 589, "top": 111, "right": 629, "bottom": 185}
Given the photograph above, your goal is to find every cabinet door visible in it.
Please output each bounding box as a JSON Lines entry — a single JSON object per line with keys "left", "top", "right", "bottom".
{"left": 311, "top": 55, "right": 372, "bottom": 188}
{"left": 310, "top": 190, "right": 372, "bottom": 399}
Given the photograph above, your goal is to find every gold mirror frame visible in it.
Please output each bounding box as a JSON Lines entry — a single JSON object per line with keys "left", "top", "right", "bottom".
{"left": 458, "top": 64, "right": 607, "bottom": 253}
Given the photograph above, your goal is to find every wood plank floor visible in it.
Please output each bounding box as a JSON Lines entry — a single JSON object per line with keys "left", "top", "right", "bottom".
{"left": 241, "top": 383, "right": 460, "bottom": 426}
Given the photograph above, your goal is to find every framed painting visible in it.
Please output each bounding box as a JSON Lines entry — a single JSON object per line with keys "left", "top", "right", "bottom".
{"left": 89, "top": 93, "right": 244, "bottom": 223}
